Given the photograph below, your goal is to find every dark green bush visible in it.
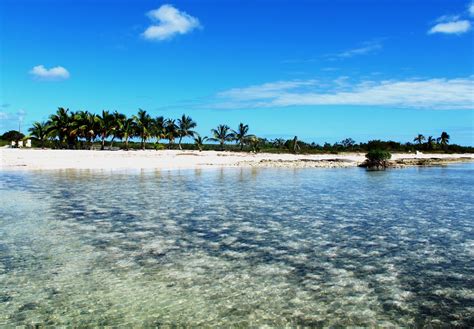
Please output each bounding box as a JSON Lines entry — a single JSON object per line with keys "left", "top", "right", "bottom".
{"left": 1, "top": 130, "right": 24, "bottom": 141}
{"left": 365, "top": 149, "right": 392, "bottom": 169}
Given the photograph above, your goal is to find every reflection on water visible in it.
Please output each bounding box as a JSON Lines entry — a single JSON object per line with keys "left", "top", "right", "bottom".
{"left": 1, "top": 165, "right": 473, "bottom": 326}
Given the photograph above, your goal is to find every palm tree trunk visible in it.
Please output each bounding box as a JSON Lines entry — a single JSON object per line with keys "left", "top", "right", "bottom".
{"left": 67, "top": 136, "right": 76, "bottom": 150}
{"left": 178, "top": 136, "right": 183, "bottom": 150}
{"left": 101, "top": 135, "right": 106, "bottom": 150}
{"left": 141, "top": 137, "right": 145, "bottom": 150}
{"left": 110, "top": 136, "right": 116, "bottom": 149}
{"left": 125, "top": 137, "right": 129, "bottom": 150}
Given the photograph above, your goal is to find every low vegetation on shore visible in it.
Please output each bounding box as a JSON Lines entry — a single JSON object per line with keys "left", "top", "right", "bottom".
{"left": 1, "top": 107, "right": 473, "bottom": 154}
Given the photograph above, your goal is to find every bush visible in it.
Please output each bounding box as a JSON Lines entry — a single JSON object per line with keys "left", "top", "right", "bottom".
{"left": 365, "top": 149, "right": 392, "bottom": 169}
{"left": 1, "top": 130, "right": 24, "bottom": 141}
{"left": 154, "top": 143, "right": 165, "bottom": 150}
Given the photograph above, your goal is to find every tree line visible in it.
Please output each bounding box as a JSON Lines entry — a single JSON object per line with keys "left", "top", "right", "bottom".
{"left": 18, "top": 108, "right": 260, "bottom": 151}
{"left": 412, "top": 132, "right": 450, "bottom": 151}
{"left": 1, "top": 107, "right": 473, "bottom": 154}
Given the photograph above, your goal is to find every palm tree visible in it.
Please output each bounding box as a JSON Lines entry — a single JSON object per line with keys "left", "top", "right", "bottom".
{"left": 177, "top": 114, "right": 197, "bottom": 150}
{"left": 437, "top": 131, "right": 450, "bottom": 149}
{"left": 247, "top": 135, "right": 262, "bottom": 153}
{"left": 193, "top": 134, "right": 207, "bottom": 152}
{"left": 98, "top": 110, "right": 114, "bottom": 150}
{"left": 67, "top": 111, "right": 81, "bottom": 148}
{"left": 413, "top": 134, "right": 425, "bottom": 146}
{"left": 210, "top": 124, "right": 233, "bottom": 150}
{"left": 73, "top": 111, "right": 99, "bottom": 149}
{"left": 69, "top": 111, "right": 86, "bottom": 149}
{"left": 232, "top": 123, "right": 250, "bottom": 150}
{"left": 426, "top": 136, "right": 436, "bottom": 150}
{"left": 120, "top": 117, "right": 136, "bottom": 150}
{"left": 48, "top": 107, "right": 72, "bottom": 148}
{"left": 85, "top": 112, "right": 100, "bottom": 149}
{"left": 28, "top": 121, "right": 50, "bottom": 148}
{"left": 133, "top": 109, "right": 153, "bottom": 150}
{"left": 163, "top": 119, "right": 179, "bottom": 149}
{"left": 153, "top": 116, "right": 166, "bottom": 145}
{"left": 109, "top": 111, "right": 126, "bottom": 149}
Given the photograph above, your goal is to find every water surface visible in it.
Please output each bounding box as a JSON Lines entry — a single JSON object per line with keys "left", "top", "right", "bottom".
{"left": 1, "top": 165, "right": 473, "bottom": 326}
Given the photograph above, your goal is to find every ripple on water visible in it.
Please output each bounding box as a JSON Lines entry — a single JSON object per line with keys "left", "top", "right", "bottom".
{"left": 0, "top": 165, "right": 473, "bottom": 326}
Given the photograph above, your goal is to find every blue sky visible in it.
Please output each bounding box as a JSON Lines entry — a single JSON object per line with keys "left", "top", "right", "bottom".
{"left": 1, "top": 0, "right": 473, "bottom": 145}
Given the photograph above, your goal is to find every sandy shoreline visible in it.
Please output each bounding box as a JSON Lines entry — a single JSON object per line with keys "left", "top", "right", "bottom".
{"left": 1, "top": 148, "right": 473, "bottom": 171}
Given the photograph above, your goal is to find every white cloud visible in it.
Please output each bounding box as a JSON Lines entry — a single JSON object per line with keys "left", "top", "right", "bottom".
{"left": 29, "top": 65, "right": 70, "bottom": 80}
{"left": 219, "top": 80, "right": 318, "bottom": 100}
{"left": 0, "top": 109, "right": 27, "bottom": 130}
{"left": 142, "top": 4, "right": 201, "bottom": 41}
{"left": 214, "top": 77, "right": 474, "bottom": 110}
{"left": 337, "top": 42, "right": 382, "bottom": 58}
{"left": 435, "top": 15, "right": 461, "bottom": 23}
{"left": 327, "top": 41, "right": 382, "bottom": 60}
{"left": 428, "top": 2, "right": 474, "bottom": 35}
{"left": 428, "top": 19, "right": 471, "bottom": 34}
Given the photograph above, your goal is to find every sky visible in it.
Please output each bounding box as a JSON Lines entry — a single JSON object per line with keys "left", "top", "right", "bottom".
{"left": 1, "top": 0, "right": 473, "bottom": 145}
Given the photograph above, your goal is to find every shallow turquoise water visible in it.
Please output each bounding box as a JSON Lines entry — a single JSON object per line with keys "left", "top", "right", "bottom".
{"left": 1, "top": 164, "right": 473, "bottom": 326}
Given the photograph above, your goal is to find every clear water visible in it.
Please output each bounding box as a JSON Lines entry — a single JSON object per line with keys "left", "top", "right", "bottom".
{"left": 1, "top": 165, "right": 473, "bottom": 327}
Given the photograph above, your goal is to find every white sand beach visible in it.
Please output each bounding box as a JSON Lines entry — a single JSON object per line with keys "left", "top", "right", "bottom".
{"left": 1, "top": 148, "right": 473, "bottom": 171}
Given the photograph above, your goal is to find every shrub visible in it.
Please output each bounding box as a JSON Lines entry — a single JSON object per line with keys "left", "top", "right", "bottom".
{"left": 1, "top": 130, "right": 25, "bottom": 141}
{"left": 154, "top": 143, "right": 165, "bottom": 150}
{"left": 365, "top": 149, "right": 392, "bottom": 169}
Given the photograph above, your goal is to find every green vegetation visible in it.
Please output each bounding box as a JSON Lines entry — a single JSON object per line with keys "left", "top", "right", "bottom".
{"left": 364, "top": 150, "right": 392, "bottom": 169}
{"left": 193, "top": 134, "right": 207, "bottom": 152}
{"left": 1, "top": 108, "right": 473, "bottom": 154}
{"left": 210, "top": 124, "right": 233, "bottom": 150}
{"left": 413, "top": 134, "right": 425, "bottom": 146}
{"left": 133, "top": 109, "right": 153, "bottom": 150}
{"left": 1, "top": 130, "right": 25, "bottom": 143}
{"left": 28, "top": 121, "right": 49, "bottom": 148}
{"left": 232, "top": 123, "right": 251, "bottom": 150}
{"left": 177, "top": 114, "right": 197, "bottom": 150}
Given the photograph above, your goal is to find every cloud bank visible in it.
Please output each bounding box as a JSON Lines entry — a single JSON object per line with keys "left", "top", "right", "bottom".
{"left": 29, "top": 65, "right": 70, "bottom": 80}
{"left": 142, "top": 4, "right": 201, "bottom": 41}
{"left": 214, "top": 77, "right": 474, "bottom": 110}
